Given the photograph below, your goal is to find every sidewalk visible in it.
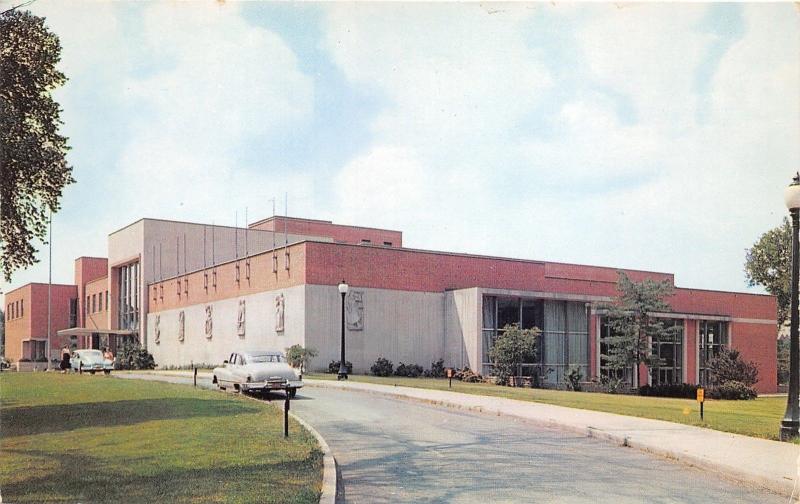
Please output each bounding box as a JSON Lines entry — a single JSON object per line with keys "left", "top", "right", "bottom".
{"left": 305, "top": 378, "right": 799, "bottom": 498}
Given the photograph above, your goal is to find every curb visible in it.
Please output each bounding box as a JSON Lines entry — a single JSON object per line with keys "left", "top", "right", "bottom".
{"left": 119, "top": 373, "right": 338, "bottom": 504}
{"left": 289, "top": 411, "right": 337, "bottom": 504}
{"left": 215, "top": 386, "right": 338, "bottom": 504}
{"left": 307, "top": 380, "right": 794, "bottom": 499}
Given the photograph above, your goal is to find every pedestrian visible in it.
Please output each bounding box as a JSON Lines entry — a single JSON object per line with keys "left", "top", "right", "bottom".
{"left": 60, "top": 346, "right": 71, "bottom": 374}
{"left": 103, "top": 347, "right": 115, "bottom": 365}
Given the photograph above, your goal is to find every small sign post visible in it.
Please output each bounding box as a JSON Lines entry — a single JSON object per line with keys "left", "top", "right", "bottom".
{"left": 284, "top": 389, "right": 290, "bottom": 438}
{"left": 446, "top": 368, "right": 453, "bottom": 388}
{"left": 697, "top": 387, "right": 705, "bottom": 420}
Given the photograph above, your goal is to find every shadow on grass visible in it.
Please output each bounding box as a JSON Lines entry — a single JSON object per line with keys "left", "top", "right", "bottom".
{"left": 3, "top": 448, "right": 321, "bottom": 504}
{"left": 2, "top": 398, "right": 261, "bottom": 438}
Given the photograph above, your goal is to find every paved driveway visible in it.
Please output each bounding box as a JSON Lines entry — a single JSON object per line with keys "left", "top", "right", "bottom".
{"left": 119, "top": 374, "right": 782, "bottom": 503}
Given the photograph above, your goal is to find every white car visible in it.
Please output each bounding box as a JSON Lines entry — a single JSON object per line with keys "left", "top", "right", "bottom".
{"left": 212, "top": 350, "right": 303, "bottom": 398}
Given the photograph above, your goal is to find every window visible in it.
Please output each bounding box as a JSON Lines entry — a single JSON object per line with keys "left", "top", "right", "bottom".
{"left": 383, "top": 241, "right": 392, "bottom": 247}
{"left": 650, "top": 319, "right": 684, "bottom": 385}
{"left": 699, "top": 320, "right": 728, "bottom": 386}
{"left": 106, "top": 291, "right": 109, "bottom": 310}
{"left": 69, "top": 299, "right": 78, "bottom": 328}
{"left": 92, "top": 294, "right": 96, "bottom": 313}
{"left": 117, "top": 261, "right": 140, "bottom": 332}
{"left": 86, "top": 296, "right": 90, "bottom": 316}
{"left": 542, "top": 301, "right": 588, "bottom": 385}
{"left": 360, "top": 239, "right": 371, "bottom": 244}
{"left": 98, "top": 293, "right": 102, "bottom": 312}
{"left": 20, "top": 299, "right": 23, "bottom": 317}
{"left": 482, "top": 296, "right": 550, "bottom": 376}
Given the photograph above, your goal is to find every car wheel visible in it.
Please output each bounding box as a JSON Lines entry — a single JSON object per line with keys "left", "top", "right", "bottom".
{"left": 90, "top": 370, "right": 96, "bottom": 375}
{"left": 104, "top": 370, "right": 111, "bottom": 375}
{"left": 288, "top": 388, "right": 297, "bottom": 399}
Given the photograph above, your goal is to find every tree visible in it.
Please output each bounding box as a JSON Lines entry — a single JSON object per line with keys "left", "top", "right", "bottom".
{"left": 777, "top": 336, "right": 789, "bottom": 385}
{"left": 601, "top": 272, "right": 678, "bottom": 388}
{"left": 489, "top": 324, "right": 541, "bottom": 385}
{"left": 285, "top": 344, "right": 318, "bottom": 375}
{"left": 744, "top": 217, "right": 790, "bottom": 327}
{"left": 706, "top": 347, "right": 759, "bottom": 387}
{"left": 1, "top": 9, "right": 74, "bottom": 281}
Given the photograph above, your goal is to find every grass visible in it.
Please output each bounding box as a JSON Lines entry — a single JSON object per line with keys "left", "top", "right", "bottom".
{"left": 307, "top": 372, "right": 785, "bottom": 441}
{"left": 0, "top": 373, "right": 322, "bottom": 503}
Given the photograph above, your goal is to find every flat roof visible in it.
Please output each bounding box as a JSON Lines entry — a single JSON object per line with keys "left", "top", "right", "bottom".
{"left": 4, "top": 282, "right": 77, "bottom": 296}
{"left": 248, "top": 215, "right": 403, "bottom": 234}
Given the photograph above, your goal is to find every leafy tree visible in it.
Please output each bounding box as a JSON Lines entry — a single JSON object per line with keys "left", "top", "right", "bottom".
{"left": 285, "top": 344, "right": 318, "bottom": 374}
{"left": 1, "top": 9, "right": 74, "bottom": 281}
{"left": 601, "top": 272, "right": 678, "bottom": 387}
{"left": 778, "top": 336, "right": 789, "bottom": 385}
{"left": 744, "top": 217, "right": 790, "bottom": 327}
{"left": 488, "top": 324, "right": 540, "bottom": 385}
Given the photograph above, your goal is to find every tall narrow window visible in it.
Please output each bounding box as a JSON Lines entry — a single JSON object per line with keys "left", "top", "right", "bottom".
{"left": 699, "top": 321, "right": 728, "bottom": 386}
{"left": 650, "top": 319, "right": 684, "bottom": 385}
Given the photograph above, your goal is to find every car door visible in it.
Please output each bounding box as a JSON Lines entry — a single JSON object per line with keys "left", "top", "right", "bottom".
{"left": 219, "top": 353, "right": 235, "bottom": 385}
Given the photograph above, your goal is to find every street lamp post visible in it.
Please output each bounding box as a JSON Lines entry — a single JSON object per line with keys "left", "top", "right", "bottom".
{"left": 338, "top": 280, "right": 349, "bottom": 380}
{"left": 781, "top": 173, "right": 800, "bottom": 441}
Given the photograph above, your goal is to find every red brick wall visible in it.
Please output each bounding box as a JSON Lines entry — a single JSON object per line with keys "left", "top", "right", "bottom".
{"left": 3, "top": 283, "right": 77, "bottom": 361}
{"left": 304, "top": 242, "right": 775, "bottom": 321}
{"left": 250, "top": 217, "right": 403, "bottom": 247}
{"left": 731, "top": 321, "right": 778, "bottom": 394}
{"left": 74, "top": 257, "right": 108, "bottom": 327}
{"left": 684, "top": 319, "right": 697, "bottom": 384}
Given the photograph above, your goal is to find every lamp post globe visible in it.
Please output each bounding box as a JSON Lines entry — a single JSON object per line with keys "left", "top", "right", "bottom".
{"left": 338, "top": 280, "right": 349, "bottom": 380}
{"left": 781, "top": 173, "right": 800, "bottom": 441}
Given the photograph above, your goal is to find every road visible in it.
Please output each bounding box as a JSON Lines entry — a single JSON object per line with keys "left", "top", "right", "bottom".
{"left": 120, "top": 374, "right": 782, "bottom": 503}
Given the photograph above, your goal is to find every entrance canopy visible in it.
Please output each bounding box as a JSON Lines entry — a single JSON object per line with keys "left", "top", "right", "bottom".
{"left": 56, "top": 328, "right": 135, "bottom": 337}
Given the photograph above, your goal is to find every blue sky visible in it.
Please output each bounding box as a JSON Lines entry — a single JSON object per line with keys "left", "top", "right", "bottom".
{"left": 2, "top": 2, "right": 799, "bottom": 304}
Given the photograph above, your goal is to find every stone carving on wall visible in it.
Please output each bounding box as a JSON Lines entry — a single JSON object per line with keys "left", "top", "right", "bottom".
{"left": 205, "top": 305, "right": 213, "bottom": 339}
{"left": 237, "top": 299, "right": 246, "bottom": 337}
{"left": 178, "top": 311, "right": 185, "bottom": 342}
{"left": 154, "top": 314, "right": 161, "bottom": 344}
{"left": 345, "top": 290, "right": 364, "bottom": 331}
{"left": 275, "top": 293, "right": 285, "bottom": 333}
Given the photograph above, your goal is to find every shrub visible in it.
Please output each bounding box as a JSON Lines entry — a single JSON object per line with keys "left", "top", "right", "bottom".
{"left": 707, "top": 348, "right": 759, "bottom": 387}
{"left": 395, "top": 362, "right": 423, "bottom": 377}
{"left": 709, "top": 380, "right": 758, "bottom": 400}
{"left": 327, "top": 360, "right": 353, "bottom": 374}
{"left": 116, "top": 342, "right": 155, "bottom": 370}
{"left": 566, "top": 365, "right": 583, "bottom": 392}
{"left": 370, "top": 357, "right": 393, "bottom": 377}
{"left": 600, "top": 375, "right": 625, "bottom": 394}
{"left": 454, "top": 366, "right": 482, "bottom": 383}
{"left": 639, "top": 383, "right": 699, "bottom": 398}
{"left": 285, "top": 344, "right": 318, "bottom": 374}
{"left": 488, "top": 324, "right": 541, "bottom": 385}
{"left": 423, "top": 358, "right": 446, "bottom": 378}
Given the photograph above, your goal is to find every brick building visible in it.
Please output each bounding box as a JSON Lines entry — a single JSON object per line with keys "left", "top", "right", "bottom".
{"left": 2, "top": 215, "right": 778, "bottom": 392}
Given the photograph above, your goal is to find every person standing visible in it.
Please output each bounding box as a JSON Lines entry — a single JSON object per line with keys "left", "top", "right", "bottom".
{"left": 59, "top": 346, "right": 71, "bottom": 374}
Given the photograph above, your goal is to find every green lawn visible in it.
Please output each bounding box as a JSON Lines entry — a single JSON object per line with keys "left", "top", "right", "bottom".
{"left": 308, "top": 373, "right": 785, "bottom": 441}
{"left": 0, "top": 373, "right": 322, "bottom": 503}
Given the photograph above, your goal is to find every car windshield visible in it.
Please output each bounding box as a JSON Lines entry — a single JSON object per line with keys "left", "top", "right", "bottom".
{"left": 247, "top": 354, "right": 285, "bottom": 363}
{"left": 81, "top": 350, "right": 103, "bottom": 359}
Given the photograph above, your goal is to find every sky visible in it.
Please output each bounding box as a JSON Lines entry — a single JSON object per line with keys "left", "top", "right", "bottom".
{"left": 2, "top": 1, "right": 799, "bottom": 306}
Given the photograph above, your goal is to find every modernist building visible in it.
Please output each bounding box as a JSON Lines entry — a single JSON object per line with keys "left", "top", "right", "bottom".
{"left": 3, "top": 215, "right": 778, "bottom": 393}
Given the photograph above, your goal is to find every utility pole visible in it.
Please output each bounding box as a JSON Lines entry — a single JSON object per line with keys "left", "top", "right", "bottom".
{"left": 46, "top": 209, "right": 52, "bottom": 370}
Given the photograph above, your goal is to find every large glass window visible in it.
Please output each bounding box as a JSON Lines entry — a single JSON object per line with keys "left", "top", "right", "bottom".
{"left": 117, "top": 262, "right": 140, "bottom": 332}
{"left": 650, "top": 319, "right": 684, "bottom": 385}
{"left": 482, "top": 296, "right": 586, "bottom": 384}
{"left": 542, "top": 301, "right": 588, "bottom": 385}
{"left": 699, "top": 320, "right": 728, "bottom": 386}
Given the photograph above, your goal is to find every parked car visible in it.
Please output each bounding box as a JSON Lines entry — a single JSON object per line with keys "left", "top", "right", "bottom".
{"left": 213, "top": 350, "right": 303, "bottom": 397}
{"left": 71, "top": 349, "right": 114, "bottom": 375}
